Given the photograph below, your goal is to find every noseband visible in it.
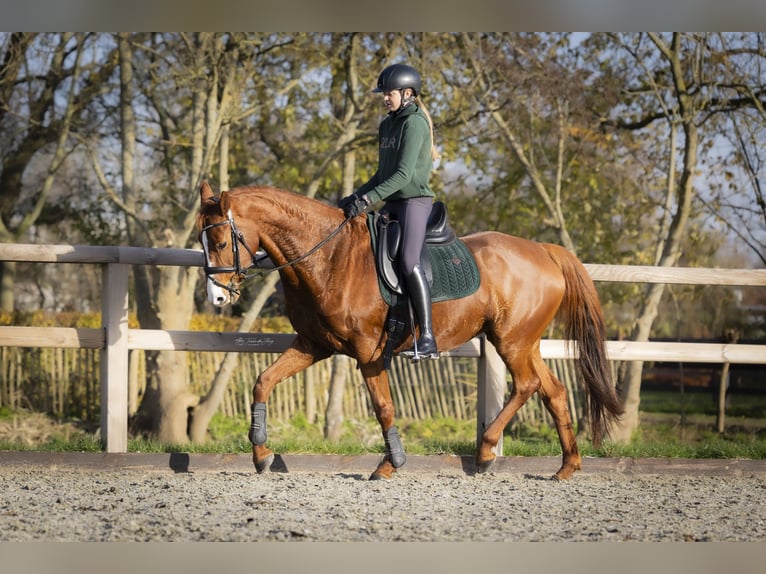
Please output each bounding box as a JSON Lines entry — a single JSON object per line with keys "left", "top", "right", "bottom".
{"left": 200, "top": 209, "right": 351, "bottom": 298}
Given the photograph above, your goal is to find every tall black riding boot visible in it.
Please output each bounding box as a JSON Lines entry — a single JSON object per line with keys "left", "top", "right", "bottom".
{"left": 400, "top": 264, "right": 439, "bottom": 361}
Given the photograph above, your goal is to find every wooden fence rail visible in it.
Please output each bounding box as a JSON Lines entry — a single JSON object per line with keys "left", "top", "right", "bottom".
{"left": 1, "top": 242, "right": 765, "bottom": 454}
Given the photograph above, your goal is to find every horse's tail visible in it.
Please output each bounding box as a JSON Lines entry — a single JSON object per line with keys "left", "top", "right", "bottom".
{"left": 545, "top": 244, "right": 623, "bottom": 446}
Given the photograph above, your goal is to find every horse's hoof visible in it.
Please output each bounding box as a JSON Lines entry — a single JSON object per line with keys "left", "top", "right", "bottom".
{"left": 553, "top": 463, "right": 580, "bottom": 481}
{"left": 254, "top": 452, "right": 275, "bottom": 474}
{"left": 369, "top": 459, "right": 396, "bottom": 480}
{"left": 553, "top": 460, "right": 581, "bottom": 480}
{"left": 475, "top": 457, "right": 496, "bottom": 474}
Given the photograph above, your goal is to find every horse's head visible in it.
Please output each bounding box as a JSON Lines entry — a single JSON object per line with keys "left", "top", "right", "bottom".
{"left": 197, "top": 181, "right": 260, "bottom": 306}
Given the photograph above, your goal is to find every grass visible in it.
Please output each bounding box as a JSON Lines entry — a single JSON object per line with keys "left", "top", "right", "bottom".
{"left": 640, "top": 388, "right": 766, "bottom": 419}
{"left": 1, "top": 391, "right": 766, "bottom": 460}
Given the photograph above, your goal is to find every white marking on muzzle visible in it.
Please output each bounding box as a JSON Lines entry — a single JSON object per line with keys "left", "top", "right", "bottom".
{"left": 207, "top": 279, "right": 230, "bottom": 306}
{"left": 201, "top": 232, "right": 231, "bottom": 306}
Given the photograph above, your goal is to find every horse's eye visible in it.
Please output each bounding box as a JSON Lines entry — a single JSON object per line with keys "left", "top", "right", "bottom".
{"left": 216, "top": 241, "right": 227, "bottom": 251}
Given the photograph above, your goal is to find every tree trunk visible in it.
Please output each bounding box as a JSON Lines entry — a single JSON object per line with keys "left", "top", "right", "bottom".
{"left": 324, "top": 354, "right": 348, "bottom": 441}
{"left": 0, "top": 262, "right": 15, "bottom": 312}
{"left": 134, "top": 265, "right": 200, "bottom": 444}
{"left": 155, "top": 351, "right": 198, "bottom": 444}
{"left": 188, "top": 273, "right": 279, "bottom": 443}
{"left": 609, "top": 33, "right": 703, "bottom": 443}
{"left": 610, "top": 282, "right": 668, "bottom": 442}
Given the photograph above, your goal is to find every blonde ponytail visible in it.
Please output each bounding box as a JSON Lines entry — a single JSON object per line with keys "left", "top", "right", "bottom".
{"left": 416, "top": 97, "right": 441, "bottom": 162}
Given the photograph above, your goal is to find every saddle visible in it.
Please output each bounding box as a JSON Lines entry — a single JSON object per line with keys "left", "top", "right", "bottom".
{"left": 374, "top": 200, "right": 457, "bottom": 295}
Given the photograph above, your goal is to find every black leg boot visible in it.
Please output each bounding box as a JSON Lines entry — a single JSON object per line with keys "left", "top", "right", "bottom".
{"left": 400, "top": 264, "right": 439, "bottom": 361}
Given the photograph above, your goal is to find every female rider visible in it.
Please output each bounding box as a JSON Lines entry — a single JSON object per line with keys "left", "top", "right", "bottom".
{"left": 339, "top": 63, "right": 440, "bottom": 361}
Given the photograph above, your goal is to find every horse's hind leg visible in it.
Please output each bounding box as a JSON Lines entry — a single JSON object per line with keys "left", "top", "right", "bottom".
{"left": 475, "top": 348, "right": 540, "bottom": 473}
{"left": 536, "top": 357, "right": 582, "bottom": 480}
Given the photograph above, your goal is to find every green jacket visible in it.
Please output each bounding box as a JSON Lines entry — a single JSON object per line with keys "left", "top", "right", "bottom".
{"left": 356, "top": 104, "right": 435, "bottom": 204}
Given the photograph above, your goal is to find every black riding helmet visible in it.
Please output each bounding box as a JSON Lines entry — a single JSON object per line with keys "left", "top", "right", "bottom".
{"left": 373, "top": 63, "right": 422, "bottom": 96}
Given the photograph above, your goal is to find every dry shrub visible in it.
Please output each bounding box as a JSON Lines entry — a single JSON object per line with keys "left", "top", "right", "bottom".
{"left": 0, "top": 410, "right": 84, "bottom": 447}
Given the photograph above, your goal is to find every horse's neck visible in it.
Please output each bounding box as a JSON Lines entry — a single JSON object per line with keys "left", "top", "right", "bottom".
{"left": 242, "top": 191, "right": 346, "bottom": 274}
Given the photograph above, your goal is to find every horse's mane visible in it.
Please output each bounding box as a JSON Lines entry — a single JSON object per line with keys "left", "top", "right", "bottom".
{"left": 231, "top": 185, "right": 340, "bottom": 223}
{"left": 222, "top": 186, "right": 358, "bottom": 257}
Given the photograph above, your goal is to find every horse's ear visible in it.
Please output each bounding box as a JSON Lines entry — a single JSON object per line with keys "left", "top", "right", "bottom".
{"left": 219, "top": 190, "right": 231, "bottom": 214}
{"left": 200, "top": 180, "right": 214, "bottom": 203}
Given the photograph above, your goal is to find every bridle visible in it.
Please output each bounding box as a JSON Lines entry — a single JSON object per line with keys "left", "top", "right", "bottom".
{"left": 199, "top": 214, "right": 261, "bottom": 297}
{"left": 200, "top": 209, "right": 351, "bottom": 298}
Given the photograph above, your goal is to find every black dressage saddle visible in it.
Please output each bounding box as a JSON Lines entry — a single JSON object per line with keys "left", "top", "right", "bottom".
{"left": 372, "top": 200, "right": 457, "bottom": 295}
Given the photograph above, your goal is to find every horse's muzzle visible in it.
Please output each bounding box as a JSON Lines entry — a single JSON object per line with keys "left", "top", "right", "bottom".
{"left": 207, "top": 277, "right": 239, "bottom": 306}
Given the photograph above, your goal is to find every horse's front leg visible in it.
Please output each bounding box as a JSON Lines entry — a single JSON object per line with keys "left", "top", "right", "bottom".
{"left": 360, "top": 360, "right": 406, "bottom": 480}
{"left": 249, "top": 338, "right": 330, "bottom": 473}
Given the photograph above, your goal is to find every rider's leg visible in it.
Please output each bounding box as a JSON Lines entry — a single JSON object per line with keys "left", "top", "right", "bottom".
{"left": 393, "top": 197, "right": 438, "bottom": 360}
{"left": 401, "top": 263, "right": 438, "bottom": 359}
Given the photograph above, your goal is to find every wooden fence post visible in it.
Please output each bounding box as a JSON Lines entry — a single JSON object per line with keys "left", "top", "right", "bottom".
{"left": 476, "top": 336, "right": 506, "bottom": 457}
{"left": 100, "top": 263, "right": 129, "bottom": 453}
{"left": 717, "top": 363, "right": 730, "bottom": 433}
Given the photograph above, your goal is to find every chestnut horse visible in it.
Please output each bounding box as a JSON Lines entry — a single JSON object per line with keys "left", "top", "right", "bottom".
{"left": 197, "top": 181, "right": 622, "bottom": 480}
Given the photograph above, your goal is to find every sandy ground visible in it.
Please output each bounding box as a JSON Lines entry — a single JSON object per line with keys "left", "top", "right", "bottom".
{"left": 1, "top": 452, "right": 764, "bottom": 542}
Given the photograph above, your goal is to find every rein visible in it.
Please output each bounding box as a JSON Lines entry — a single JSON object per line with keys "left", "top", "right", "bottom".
{"left": 260, "top": 216, "right": 351, "bottom": 274}
{"left": 200, "top": 210, "right": 352, "bottom": 296}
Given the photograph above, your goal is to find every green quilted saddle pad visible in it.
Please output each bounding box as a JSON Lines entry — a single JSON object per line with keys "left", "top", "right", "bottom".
{"left": 366, "top": 215, "right": 481, "bottom": 306}
{"left": 426, "top": 239, "right": 482, "bottom": 303}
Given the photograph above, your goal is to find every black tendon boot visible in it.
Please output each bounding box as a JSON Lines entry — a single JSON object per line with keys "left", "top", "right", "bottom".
{"left": 400, "top": 264, "right": 439, "bottom": 361}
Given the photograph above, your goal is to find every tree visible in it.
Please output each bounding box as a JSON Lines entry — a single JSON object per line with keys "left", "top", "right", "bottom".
{"left": 596, "top": 33, "right": 766, "bottom": 442}
{"left": 434, "top": 34, "right": 648, "bottom": 265}
{"left": 82, "top": 33, "right": 298, "bottom": 443}
{"left": 704, "top": 33, "right": 766, "bottom": 268}
{"left": 0, "top": 33, "right": 118, "bottom": 310}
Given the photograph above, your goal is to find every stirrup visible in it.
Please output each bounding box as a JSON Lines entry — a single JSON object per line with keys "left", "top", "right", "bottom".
{"left": 400, "top": 339, "right": 440, "bottom": 362}
{"left": 401, "top": 349, "right": 440, "bottom": 362}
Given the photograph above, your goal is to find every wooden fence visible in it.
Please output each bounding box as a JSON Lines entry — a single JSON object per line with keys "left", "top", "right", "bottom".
{"left": 1, "top": 242, "right": 765, "bottom": 454}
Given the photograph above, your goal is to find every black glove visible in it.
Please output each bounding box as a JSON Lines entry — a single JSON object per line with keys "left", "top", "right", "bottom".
{"left": 338, "top": 194, "right": 355, "bottom": 210}
{"left": 340, "top": 194, "right": 371, "bottom": 218}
